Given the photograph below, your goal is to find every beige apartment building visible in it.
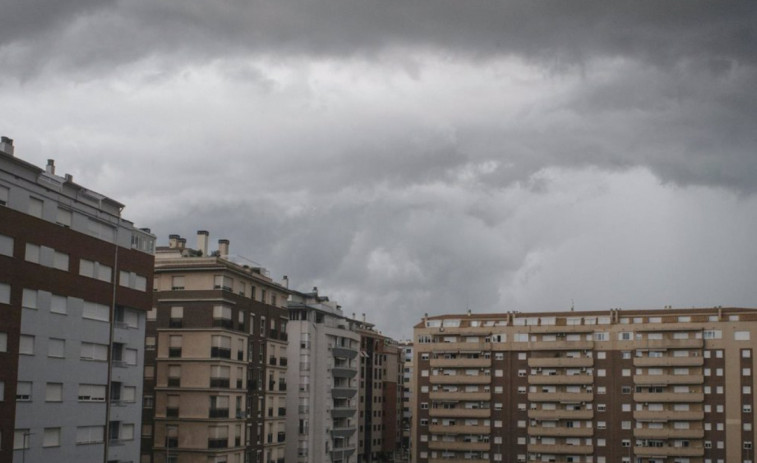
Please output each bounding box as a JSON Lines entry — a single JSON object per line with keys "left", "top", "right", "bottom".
{"left": 412, "top": 307, "right": 757, "bottom": 463}
{"left": 141, "top": 232, "right": 290, "bottom": 463}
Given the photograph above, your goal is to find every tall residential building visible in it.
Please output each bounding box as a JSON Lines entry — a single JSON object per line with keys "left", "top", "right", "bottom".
{"left": 399, "top": 341, "right": 414, "bottom": 455}
{"left": 413, "top": 307, "right": 757, "bottom": 463}
{"left": 355, "top": 322, "right": 403, "bottom": 463}
{"left": 0, "top": 137, "right": 155, "bottom": 463}
{"left": 141, "top": 232, "right": 290, "bottom": 463}
{"left": 285, "top": 290, "right": 361, "bottom": 463}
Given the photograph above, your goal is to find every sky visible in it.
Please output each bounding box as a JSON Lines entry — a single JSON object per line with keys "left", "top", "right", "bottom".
{"left": 2, "top": 1, "right": 757, "bottom": 339}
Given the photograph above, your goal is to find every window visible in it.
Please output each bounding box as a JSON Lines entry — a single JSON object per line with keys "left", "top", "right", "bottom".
{"left": 80, "top": 259, "right": 112, "bottom": 282}
{"left": 56, "top": 208, "right": 72, "bottom": 227}
{"left": 0, "top": 233, "right": 13, "bottom": 257}
{"left": 28, "top": 197, "right": 43, "bottom": 218}
{"left": 50, "top": 294, "right": 67, "bottom": 314}
{"left": 0, "top": 332, "right": 6, "bottom": 352}
{"left": 22, "top": 288, "right": 37, "bottom": 309}
{"left": 0, "top": 185, "right": 8, "bottom": 206}
{"left": 17, "top": 382, "right": 31, "bottom": 401}
{"left": 19, "top": 335, "right": 34, "bottom": 355}
{"left": 76, "top": 426, "right": 104, "bottom": 444}
{"left": 48, "top": 338, "right": 65, "bottom": 358}
{"left": 82, "top": 301, "right": 109, "bottom": 322}
{"left": 25, "top": 243, "right": 40, "bottom": 263}
{"left": 0, "top": 283, "right": 8, "bottom": 305}
{"left": 171, "top": 276, "right": 185, "bottom": 290}
{"left": 14, "top": 429, "right": 31, "bottom": 450}
{"left": 81, "top": 342, "right": 108, "bottom": 361}
{"left": 53, "top": 251, "right": 69, "bottom": 271}
{"left": 0, "top": 380, "right": 4, "bottom": 401}
{"left": 735, "top": 331, "right": 751, "bottom": 341}
{"left": 43, "top": 428, "right": 61, "bottom": 447}
{"left": 46, "top": 383, "right": 63, "bottom": 402}
{"left": 78, "top": 384, "right": 106, "bottom": 402}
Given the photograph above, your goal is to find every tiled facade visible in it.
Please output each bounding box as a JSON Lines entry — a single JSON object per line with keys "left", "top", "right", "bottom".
{"left": 0, "top": 139, "right": 154, "bottom": 463}
{"left": 140, "top": 233, "right": 289, "bottom": 463}
{"left": 413, "top": 308, "right": 757, "bottom": 463}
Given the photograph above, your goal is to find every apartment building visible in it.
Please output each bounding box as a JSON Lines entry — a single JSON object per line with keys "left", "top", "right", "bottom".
{"left": 141, "top": 232, "right": 290, "bottom": 463}
{"left": 399, "top": 341, "right": 414, "bottom": 454}
{"left": 285, "top": 290, "right": 361, "bottom": 463}
{"left": 0, "top": 138, "right": 155, "bottom": 463}
{"left": 413, "top": 307, "right": 757, "bottom": 463}
{"left": 355, "top": 323, "right": 403, "bottom": 463}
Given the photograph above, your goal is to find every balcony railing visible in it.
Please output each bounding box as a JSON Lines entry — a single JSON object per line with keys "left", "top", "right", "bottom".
{"left": 168, "top": 348, "right": 182, "bottom": 358}
{"left": 207, "top": 438, "right": 228, "bottom": 449}
{"left": 209, "top": 408, "right": 229, "bottom": 418}
{"left": 213, "top": 319, "right": 234, "bottom": 329}
{"left": 210, "top": 378, "right": 230, "bottom": 388}
{"left": 211, "top": 347, "right": 231, "bottom": 359}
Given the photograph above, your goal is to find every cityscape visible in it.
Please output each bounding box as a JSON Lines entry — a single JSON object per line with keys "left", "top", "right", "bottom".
{"left": 2, "top": 142, "right": 756, "bottom": 463}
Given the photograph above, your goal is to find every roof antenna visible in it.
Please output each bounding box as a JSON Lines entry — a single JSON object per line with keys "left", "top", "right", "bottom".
{"left": 570, "top": 299, "right": 574, "bottom": 312}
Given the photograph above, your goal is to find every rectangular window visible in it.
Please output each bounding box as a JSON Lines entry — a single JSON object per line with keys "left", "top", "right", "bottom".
{"left": 25, "top": 243, "right": 40, "bottom": 263}
{"left": 53, "top": 251, "right": 69, "bottom": 271}
{"left": 50, "top": 294, "right": 67, "bottom": 314}
{"left": 17, "top": 382, "right": 32, "bottom": 401}
{"left": 45, "top": 383, "right": 63, "bottom": 402}
{"left": 22, "top": 288, "right": 37, "bottom": 309}
{"left": 78, "top": 384, "right": 106, "bottom": 402}
{"left": 48, "top": 338, "right": 65, "bottom": 358}
{"left": 80, "top": 259, "right": 95, "bottom": 277}
{"left": 19, "top": 335, "right": 34, "bottom": 355}
{"left": 82, "top": 301, "right": 109, "bottom": 322}
{"left": 171, "top": 276, "right": 185, "bottom": 290}
{"left": 735, "top": 331, "right": 751, "bottom": 341}
{"left": 80, "top": 342, "right": 108, "bottom": 361}
{"left": 0, "top": 233, "right": 13, "bottom": 257}
{"left": 76, "top": 426, "right": 104, "bottom": 444}
{"left": 56, "top": 208, "right": 72, "bottom": 227}
{"left": 14, "top": 429, "right": 31, "bottom": 450}
{"left": 0, "top": 332, "right": 6, "bottom": 352}
{"left": 0, "top": 185, "right": 8, "bottom": 206}
{"left": 43, "top": 427, "right": 61, "bottom": 447}
{"left": 0, "top": 380, "right": 4, "bottom": 400}
{"left": 28, "top": 197, "right": 43, "bottom": 218}
{"left": 0, "top": 283, "right": 10, "bottom": 305}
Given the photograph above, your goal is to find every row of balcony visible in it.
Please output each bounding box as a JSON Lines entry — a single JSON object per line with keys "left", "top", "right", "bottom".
{"left": 517, "top": 444, "right": 705, "bottom": 457}
{"left": 427, "top": 441, "right": 490, "bottom": 451}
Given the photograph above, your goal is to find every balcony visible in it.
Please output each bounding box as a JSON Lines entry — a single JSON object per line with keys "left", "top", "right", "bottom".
{"left": 331, "top": 426, "right": 356, "bottom": 439}
{"left": 528, "top": 392, "right": 593, "bottom": 403}
{"left": 527, "top": 443, "right": 593, "bottom": 455}
{"left": 633, "top": 356, "right": 704, "bottom": 367}
{"left": 528, "top": 426, "right": 594, "bottom": 437}
{"left": 331, "top": 347, "right": 358, "bottom": 359}
{"left": 432, "top": 342, "right": 492, "bottom": 352}
{"left": 429, "top": 375, "right": 491, "bottom": 385}
{"left": 207, "top": 438, "right": 228, "bottom": 449}
{"left": 528, "top": 409, "right": 593, "bottom": 420}
{"left": 332, "top": 367, "right": 358, "bottom": 379}
{"left": 633, "top": 392, "right": 704, "bottom": 403}
{"left": 209, "top": 408, "right": 229, "bottom": 418}
{"left": 428, "top": 441, "right": 490, "bottom": 452}
{"left": 633, "top": 410, "right": 704, "bottom": 421}
{"left": 210, "top": 378, "right": 230, "bottom": 388}
{"left": 633, "top": 374, "right": 704, "bottom": 385}
{"left": 633, "top": 428, "right": 705, "bottom": 439}
{"left": 429, "top": 459, "right": 487, "bottom": 463}
{"left": 210, "top": 347, "right": 231, "bottom": 359}
{"left": 429, "top": 424, "right": 489, "bottom": 435}
{"left": 633, "top": 446, "right": 704, "bottom": 457}
{"left": 330, "top": 448, "right": 356, "bottom": 461}
{"left": 429, "top": 391, "right": 491, "bottom": 401}
{"left": 430, "top": 358, "right": 491, "bottom": 368}
{"left": 528, "top": 374, "right": 593, "bottom": 385}
{"left": 527, "top": 341, "right": 594, "bottom": 351}
{"left": 331, "top": 407, "right": 356, "bottom": 418}
{"left": 428, "top": 408, "right": 490, "bottom": 418}
{"left": 635, "top": 339, "right": 704, "bottom": 350}
{"left": 332, "top": 387, "right": 358, "bottom": 399}
{"left": 528, "top": 357, "right": 593, "bottom": 368}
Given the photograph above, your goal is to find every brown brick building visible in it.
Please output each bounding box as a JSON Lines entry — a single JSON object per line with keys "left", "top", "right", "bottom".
{"left": 140, "top": 232, "right": 290, "bottom": 463}
{"left": 413, "top": 308, "right": 757, "bottom": 463}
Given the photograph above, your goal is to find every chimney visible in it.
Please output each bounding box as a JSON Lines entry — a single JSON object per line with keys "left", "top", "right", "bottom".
{"left": 282, "top": 275, "right": 289, "bottom": 288}
{"left": 46, "top": 159, "right": 56, "bottom": 175}
{"left": 0, "top": 136, "right": 14, "bottom": 156}
{"left": 177, "top": 238, "right": 186, "bottom": 249}
{"left": 218, "top": 239, "right": 229, "bottom": 257}
{"left": 168, "top": 234, "right": 180, "bottom": 248}
{"left": 197, "top": 230, "right": 209, "bottom": 256}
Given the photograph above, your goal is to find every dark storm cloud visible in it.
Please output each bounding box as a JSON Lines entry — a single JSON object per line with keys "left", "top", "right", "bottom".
{"left": 3, "top": 0, "right": 756, "bottom": 74}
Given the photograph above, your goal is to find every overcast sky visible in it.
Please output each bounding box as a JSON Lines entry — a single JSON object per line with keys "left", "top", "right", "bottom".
{"left": 3, "top": 1, "right": 756, "bottom": 339}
